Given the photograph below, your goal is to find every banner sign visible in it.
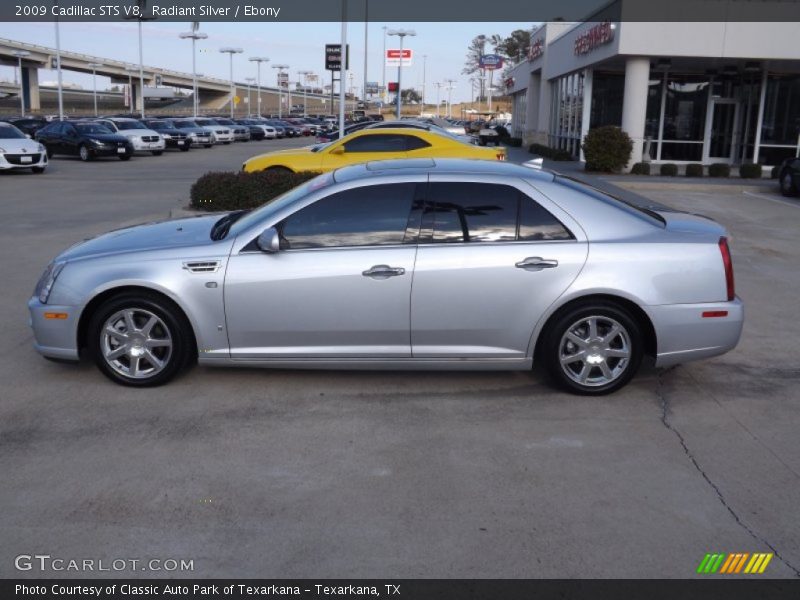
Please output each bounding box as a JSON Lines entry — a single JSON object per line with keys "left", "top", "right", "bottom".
{"left": 386, "top": 49, "right": 413, "bottom": 67}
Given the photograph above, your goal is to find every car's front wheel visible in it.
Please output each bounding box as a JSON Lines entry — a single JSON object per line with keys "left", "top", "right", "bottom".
{"left": 151, "top": 150, "right": 163, "bottom": 156}
{"left": 31, "top": 166, "right": 46, "bottom": 174}
{"left": 779, "top": 170, "right": 797, "bottom": 197}
{"left": 541, "top": 302, "right": 643, "bottom": 395}
{"left": 78, "top": 144, "right": 92, "bottom": 162}
{"left": 88, "top": 293, "right": 194, "bottom": 387}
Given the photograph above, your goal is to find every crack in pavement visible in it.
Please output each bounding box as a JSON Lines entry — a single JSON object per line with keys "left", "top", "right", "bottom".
{"left": 656, "top": 367, "right": 800, "bottom": 578}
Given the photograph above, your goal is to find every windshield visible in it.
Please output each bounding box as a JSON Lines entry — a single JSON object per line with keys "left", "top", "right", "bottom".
{"left": 148, "top": 121, "right": 171, "bottom": 130}
{"left": 195, "top": 119, "right": 216, "bottom": 126}
{"left": 216, "top": 119, "right": 234, "bottom": 125}
{"left": 76, "top": 123, "right": 113, "bottom": 134}
{"left": 174, "top": 121, "right": 196, "bottom": 128}
{"left": 310, "top": 142, "right": 333, "bottom": 153}
{"left": 225, "top": 173, "right": 334, "bottom": 239}
{"left": 115, "top": 121, "right": 147, "bottom": 130}
{"left": 0, "top": 126, "right": 25, "bottom": 139}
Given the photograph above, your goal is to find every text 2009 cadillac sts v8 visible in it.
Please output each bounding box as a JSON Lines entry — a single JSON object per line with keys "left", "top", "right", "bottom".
{"left": 29, "top": 159, "right": 743, "bottom": 394}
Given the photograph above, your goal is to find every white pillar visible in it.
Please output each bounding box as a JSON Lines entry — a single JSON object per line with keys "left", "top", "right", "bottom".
{"left": 579, "top": 69, "right": 593, "bottom": 161}
{"left": 536, "top": 77, "right": 552, "bottom": 146}
{"left": 621, "top": 57, "right": 651, "bottom": 170}
{"left": 524, "top": 71, "right": 540, "bottom": 144}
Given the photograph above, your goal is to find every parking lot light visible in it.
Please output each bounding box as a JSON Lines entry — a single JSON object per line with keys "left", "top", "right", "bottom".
{"left": 245, "top": 77, "right": 255, "bottom": 116}
{"left": 179, "top": 26, "right": 208, "bottom": 118}
{"left": 387, "top": 29, "right": 416, "bottom": 119}
{"left": 272, "top": 64, "right": 289, "bottom": 118}
{"left": 298, "top": 70, "right": 313, "bottom": 117}
{"left": 87, "top": 62, "right": 103, "bottom": 117}
{"left": 249, "top": 57, "right": 269, "bottom": 118}
{"left": 220, "top": 47, "right": 244, "bottom": 118}
{"left": 11, "top": 50, "right": 30, "bottom": 117}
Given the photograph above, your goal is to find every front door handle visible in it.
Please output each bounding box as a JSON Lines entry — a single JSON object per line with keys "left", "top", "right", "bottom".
{"left": 515, "top": 257, "right": 559, "bottom": 271}
{"left": 362, "top": 264, "right": 406, "bottom": 279}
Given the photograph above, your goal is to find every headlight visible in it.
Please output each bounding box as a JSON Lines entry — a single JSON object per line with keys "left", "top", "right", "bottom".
{"left": 131, "top": 136, "right": 141, "bottom": 141}
{"left": 90, "top": 139, "right": 104, "bottom": 146}
{"left": 162, "top": 133, "right": 172, "bottom": 139}
{"left": 37, "top": 143, "right": 46, "bottom": 153}
{"left": 35, "top": 261, "right": 66, "bottom": 304}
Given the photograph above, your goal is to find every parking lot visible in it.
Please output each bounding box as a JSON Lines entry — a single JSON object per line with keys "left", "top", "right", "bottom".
{"left": 1, "top": 139, "right": 799, "bottom": 578}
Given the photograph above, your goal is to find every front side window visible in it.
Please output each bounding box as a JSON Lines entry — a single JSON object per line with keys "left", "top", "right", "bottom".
{"left": 280, "top": 183, "right": 418, "bottom": 249}
{"left": 342, "top": 134, "right": 408, "bottom": 153}
{"left": 427, "top": 182, "right": 574, "bottom": 243}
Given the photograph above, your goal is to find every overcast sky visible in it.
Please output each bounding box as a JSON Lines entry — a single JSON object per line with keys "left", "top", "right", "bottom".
{"left": 0, "top": 21, "right": 535, "bottom": 103}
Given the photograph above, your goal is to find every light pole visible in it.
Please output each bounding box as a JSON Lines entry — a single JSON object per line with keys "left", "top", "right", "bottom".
{"left": 179, "top": 25, "right": 207, "bottom": 118}
{"left": 488, "top": 85, "right": 496, "bottom": 113}
{"left": 11, "top": 50, "right": 30, "bottom": 117}
{"left": 249, "top": 56, "right": 269, "bottom": 117}
{"left": 363, "top": 1, "right": 369, "bottom": 111}
{"left": 124, "top": 66, "right": 138, "bottom": 113}
{"left": 272, "top": 64, "right": 289, "bottom": 117}
{"left": 53, "top": 1, "right": 64, "bottom": 120}
{"left": 420, "top": 54, "right": 427, "bottom": 116}
{"left": 444, "top": 78, "right": 456, "bottom": 118}
{"left": 298, "top": 70, "right": 313, "bottom": 117}
{"left": 220, "top": 47, "right": 243, "bottom": 118}
{"left": 125, "top": 1, "right": 156, "bottom": 119}
{"left": 87, "top": 62, "right": 102, "bottom": 117}
{"left": 388, "top": 29, "right": 416, "bottom": 119}
{"left": 381, "top": 26, "right": 387, "bottom": 105}
{"left": 245, "top": 77, "right": 255, "bottom": 116}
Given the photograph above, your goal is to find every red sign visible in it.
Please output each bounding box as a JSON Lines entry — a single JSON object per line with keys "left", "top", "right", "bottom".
{"left": 387, "top": 82, "right": 399, "bottom": 92}
{"left": 528, "top": 38, "right": 544, "bottom": 61}
{"left": 386, "top": 49, "right": 411, "bottom": 59}
{"left": 574, "top": 21, "right": 614, "bottom": 55}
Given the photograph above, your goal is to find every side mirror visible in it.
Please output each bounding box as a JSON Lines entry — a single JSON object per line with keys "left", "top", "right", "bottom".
{"left": 330, "top": 145, "right": 345, "bottom": 155}
{"left": 256, "top": 227, "right": 281, "bottom": 253}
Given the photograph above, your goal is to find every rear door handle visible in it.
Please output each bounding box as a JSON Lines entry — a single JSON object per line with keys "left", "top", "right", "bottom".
{"left": 515, "top": 257, "right": 559, "bottom": 271}
{"left": 362, "top": 264, "right": 406, "bottom": 279}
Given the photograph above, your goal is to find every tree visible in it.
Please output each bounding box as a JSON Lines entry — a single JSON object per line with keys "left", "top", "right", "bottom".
{"left": 462, "top": 34, "right": 487, "bottom": 77}
{"left": 497, "top": 29, "right": 533, "bottom": 64}
{"left": 401, "top": 88, "right": 421, "bottom": 103}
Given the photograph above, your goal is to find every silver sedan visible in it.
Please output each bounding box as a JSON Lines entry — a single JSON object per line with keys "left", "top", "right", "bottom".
{"left": 28, "top": 159, "right": 743, "bottom": 394}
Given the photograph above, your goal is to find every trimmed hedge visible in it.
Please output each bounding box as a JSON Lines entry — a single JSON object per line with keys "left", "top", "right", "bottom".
{"left": 739, "top": 163, "right": 762, "bottom": 179}
{"left": 630, "top": 162, "right": 650, "bottom": 175}
{"left": 507, "top": 137, "right": 523, "bottom": 147}
{"left": 685, "top": 163, "right": 704, "bottom": 178}
{"left": 660, "top": 163, "right": 678, "bottom": 176}
{"left": 708, "top": 163, "right": 731, "bottom": 178}
{"left": 581, "top": 126, "right": 633, "bottom": 173}
{"left": 528, "top": 143, "right": 573, "bottom": 161}
{"left": 190, "top": 170, "right": 320, "bottom": 211}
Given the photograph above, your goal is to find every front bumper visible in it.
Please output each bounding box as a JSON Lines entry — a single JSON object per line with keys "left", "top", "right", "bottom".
{"left": 91, "top": 144, "right": 133, "bottom": 158}
{"left": 0, "top": 151, "right": 48, "bottom": 170}
{"left": 650, "top": 298, "right": 744, "bottom": 367}
{"left": 130, "top": 138, "right": 166, "bottom": 152}
{"left": 28, "top": 296, "right": 80, "bottom": 361}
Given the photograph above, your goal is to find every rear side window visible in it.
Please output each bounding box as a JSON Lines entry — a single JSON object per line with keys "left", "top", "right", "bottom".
{"left": 405, "top": 135, "right": 431, "bottom": 151}
{"left": 280, "top": 183, "right": 418, "bottom": 249}
{"left": 343, "top": 134, "right": 407, "bottom": 153}
{"left": 426, "top": 182, "right": 573, "bottom": 243}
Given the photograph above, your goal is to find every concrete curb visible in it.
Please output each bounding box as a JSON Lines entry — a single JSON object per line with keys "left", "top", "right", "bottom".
{"left": 608, "top": 180, "right": 776, "bottom": 194}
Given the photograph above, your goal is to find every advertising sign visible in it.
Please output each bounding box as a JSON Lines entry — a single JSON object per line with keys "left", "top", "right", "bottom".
{"left": 385, "top": 49, "right": 413, "bottom": 67}
{"left": 479, "top": 54, "right": 504, "bottom": 70}
{"left": 574, "top": 21, "right": 615, "bottom": 55}
{"left": 277, "top": 72, "right": 289, "bottom": 88}
{"left": 387, "top": 82, "right": 399, "bottom": 92}
{"left": 365, "top": 81, "right": 380, "bottom": 94}
{"left": 325, "top": 43, "right": 349, "bottom": 71}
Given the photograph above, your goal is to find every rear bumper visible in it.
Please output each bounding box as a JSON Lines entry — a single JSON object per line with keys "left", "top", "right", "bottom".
{"left": 649, "top": 298, "right": 744, "bottom": 367}
{"left": 28, "top": 297, "right": 80, "bottom": 361}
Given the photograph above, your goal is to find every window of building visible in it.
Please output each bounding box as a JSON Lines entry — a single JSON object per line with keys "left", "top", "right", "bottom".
{"left": 759, "top": 74, "right": 800, "bottom": 165}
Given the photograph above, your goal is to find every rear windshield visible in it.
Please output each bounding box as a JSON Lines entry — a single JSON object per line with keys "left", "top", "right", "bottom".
{"left": 554, "top": 176, "right": 666, "bottom": 227}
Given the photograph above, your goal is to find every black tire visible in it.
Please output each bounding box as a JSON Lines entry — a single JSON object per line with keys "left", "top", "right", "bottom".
{"left": 204, "top": 144, "right": 213, "bottom": 148}
{"left": 87, "top": 292, "right": 194, "bottom": 387}
{"left": 31, "top": 166, "right": 46, "bottom": 174}
{"left": 223, "top": 141, "right": 231, "bottom": 145}
{"left": 779, "top": 170, "right": 797, "bottom": 197}
{"left": 540, "top": 301, "right": 644, "bottom": 395}
{"left": 45, "top": 146, "right": 54, "bottom": 159}
{"left": 78, "top": 144, "right": 92, "bottom": 162}
{"left": 265, "top": 166, "right": 293, "bottom": 174}
{"left": 478, "top": 138, "right": 487, "bottom": 146}
{"left": 151, "top": 150, "right": 164, "bottom": 156}
{"left": 119, "top": 154, "right": 131, "bottom": 161}
{"left": 180, "top": 145, "right": 191, "bottom": 152}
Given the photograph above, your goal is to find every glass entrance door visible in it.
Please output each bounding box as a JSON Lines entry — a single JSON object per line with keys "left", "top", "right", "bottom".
{"left": 704, "top": 99, "right": 741, "bottom": 163}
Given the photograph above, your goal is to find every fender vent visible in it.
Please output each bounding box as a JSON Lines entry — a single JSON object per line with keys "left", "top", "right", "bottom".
{"left": 183, "top": 260, "right": 221, "bottom": 273}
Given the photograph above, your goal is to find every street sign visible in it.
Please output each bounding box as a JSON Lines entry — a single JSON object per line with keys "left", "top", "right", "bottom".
{"left": 479, "top": 54, "right": 504, "bottom": 70}
{"left": 277, "top": 72, "right": 289, "bottom": 88}
{"left": 386, "top": 49, "right": 413, "bottom": 67}
{"left": 365, "top": 81, "right": 380, "bottom": 94}
{"left": 325, "top": 43, "right": 349, "bottom": 71}
{"left": 154, "top": 74, "right": 163, "bottom": 86}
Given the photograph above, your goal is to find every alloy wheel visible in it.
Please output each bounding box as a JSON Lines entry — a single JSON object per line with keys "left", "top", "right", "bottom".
{"left": 558, "top": 315, "right": 631, "bottom": 387}
{"left": 100, "top": 308, "right": 173, "bottom": 379}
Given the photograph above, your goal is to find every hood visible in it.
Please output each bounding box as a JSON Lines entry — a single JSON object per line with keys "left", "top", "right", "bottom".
{"left": 0, "top": 138, "right": 43, "bottom": 153}
{"left": 85, "top": 133, "right": 130, "bottom": 144}
{"left": 117, "top": 128, "right": 160, "bottom": 138}
{"left": 57, "top": 215, "right": 221, "bottom": 262}
{"left": 176, "top": 127, "right": 209, "bottom": 134}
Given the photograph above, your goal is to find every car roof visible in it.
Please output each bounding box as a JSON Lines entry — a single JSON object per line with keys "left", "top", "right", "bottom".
{"left": 334, "top": 158, "right": 556, "bottom": 184}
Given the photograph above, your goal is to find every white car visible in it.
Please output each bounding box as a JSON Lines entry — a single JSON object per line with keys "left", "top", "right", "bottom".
{"left": 193, "top": 118, "right": 235, "bottom": 144}
{"left": 94, "top": 118, "right": 166, "bottom": 155}
{"left": 0, "top": 122, "right": 48, "bottom": 173}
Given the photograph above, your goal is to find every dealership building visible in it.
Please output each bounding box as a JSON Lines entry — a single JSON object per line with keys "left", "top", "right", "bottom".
{"left": 505, "top": 11, "right": 800, "bottom": 169}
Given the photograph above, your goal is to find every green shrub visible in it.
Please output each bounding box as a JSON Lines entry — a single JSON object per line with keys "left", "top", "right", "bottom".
{"left": 581, "top": 126, "right": 633, "bottom": 172}
{"left": 708, "top": 163, "right": 731, "bottom": 178}
{"left": 739, "top": 163, "right": 762, "bottom": 179}
{"left": 630, "top": 162, "right": 650, "bottom": 175}
{"left": 660, "top": 163, "right": 678, "bottom": 176}
{"left": 507, "top": 137, "right": 523, "bottom": 147}
{"left": 528, "top": 143, "right": 573, "bottom": 161}
{"left": 685, "top": 163, "right": 704, "bottom": 177}
{"left": 190, "top": 170, "right": 320, "bottom": 211}
{"left": 771, "top": 165, "right": 780, "bottom": 179}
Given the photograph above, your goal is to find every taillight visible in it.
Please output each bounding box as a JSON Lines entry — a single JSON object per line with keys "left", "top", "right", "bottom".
{"left": 718, "top": 237, "right": 735, "bottom": 301}
{"left": 496, "top": 153, "right": 505, "bottom": 161}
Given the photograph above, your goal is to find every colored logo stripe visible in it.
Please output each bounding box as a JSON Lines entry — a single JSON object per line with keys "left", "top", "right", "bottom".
{"left": 697, "top": 553, "right": 773, "bottom": 574}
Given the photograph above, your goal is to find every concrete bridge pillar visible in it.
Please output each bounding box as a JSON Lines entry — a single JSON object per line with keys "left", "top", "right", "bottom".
{"left": 21, "top": 66, "right": 40, "bottom": 111}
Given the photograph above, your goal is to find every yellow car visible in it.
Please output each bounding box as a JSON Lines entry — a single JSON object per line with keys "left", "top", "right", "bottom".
{"left": 242, "top": 127, "right": 506, "bottom": 173}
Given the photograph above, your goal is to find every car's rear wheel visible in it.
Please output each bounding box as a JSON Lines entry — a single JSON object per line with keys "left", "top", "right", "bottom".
{"left": 265, "top": 166, "right": 293, "bottom": 174}
{"left": 541, "top": 302, "right": 643, "bottom": 395}
{"left": 78, "top": 144, "right": 92, "bottom": 162}
{"left": 780, "top": 170, "right": 797, "bottom": 197}
{"left": 88, "top": 293, "right": 193, "bottom": 387}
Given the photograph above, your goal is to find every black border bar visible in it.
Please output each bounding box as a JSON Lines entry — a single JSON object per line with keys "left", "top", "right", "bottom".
{"left": 3, "top": 0, "right": 800, "bottom": 22}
